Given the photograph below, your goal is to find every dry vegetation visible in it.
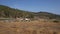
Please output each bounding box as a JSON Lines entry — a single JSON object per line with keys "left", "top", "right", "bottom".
{"left": 0, "top": 19, "right": 60, "bottom": 34}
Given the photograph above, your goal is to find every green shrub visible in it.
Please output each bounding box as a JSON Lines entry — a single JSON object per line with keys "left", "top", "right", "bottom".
{"left": 53, "top": 20, "right": 59, "bottom": 23}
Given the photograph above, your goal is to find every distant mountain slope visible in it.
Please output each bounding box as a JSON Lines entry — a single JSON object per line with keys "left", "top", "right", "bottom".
{"left": 0, "top": 5, "right": 60, "bottom": 19}
{"left": 36, "top": 12, "right": 60, "bottom": 19}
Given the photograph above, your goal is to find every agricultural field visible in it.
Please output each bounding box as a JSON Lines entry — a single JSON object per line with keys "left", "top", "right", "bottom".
{"left": 0, "top": 19, "right": 60, "bottom": 34}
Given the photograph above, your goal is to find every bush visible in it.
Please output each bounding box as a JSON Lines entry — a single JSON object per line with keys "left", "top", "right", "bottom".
{"left": 53, "top": 20, "right": 59, "bottom": 23}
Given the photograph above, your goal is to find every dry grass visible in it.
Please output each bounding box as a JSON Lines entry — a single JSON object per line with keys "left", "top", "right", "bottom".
{"left": 0, "top": 20, "right": 60, "bottom": 34}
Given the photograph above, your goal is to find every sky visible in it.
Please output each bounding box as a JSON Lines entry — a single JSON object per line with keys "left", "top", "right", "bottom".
{"left": 0, "top": 0, "right": 60, "bottom": 15}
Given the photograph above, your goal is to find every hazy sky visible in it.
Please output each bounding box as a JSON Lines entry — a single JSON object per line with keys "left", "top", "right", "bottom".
{"left": 0, "top": 0, "right": 60, "bottom": 15}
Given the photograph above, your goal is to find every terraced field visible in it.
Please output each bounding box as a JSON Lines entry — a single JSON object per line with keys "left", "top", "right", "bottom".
{"left": 0, "top": 20, "right": 60, "bottom": 34}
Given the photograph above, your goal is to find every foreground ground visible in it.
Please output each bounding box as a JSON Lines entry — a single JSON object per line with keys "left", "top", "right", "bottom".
{"left": 0, "top": 20, "right": 60, "bottom": 34}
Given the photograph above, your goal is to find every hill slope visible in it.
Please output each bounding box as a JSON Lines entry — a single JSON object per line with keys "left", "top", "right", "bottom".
{"left": 0, "top": 5, "right": 34, "bottom": 18}
{"left": 0, "top": 5, "right": 60, "bottom": 19}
